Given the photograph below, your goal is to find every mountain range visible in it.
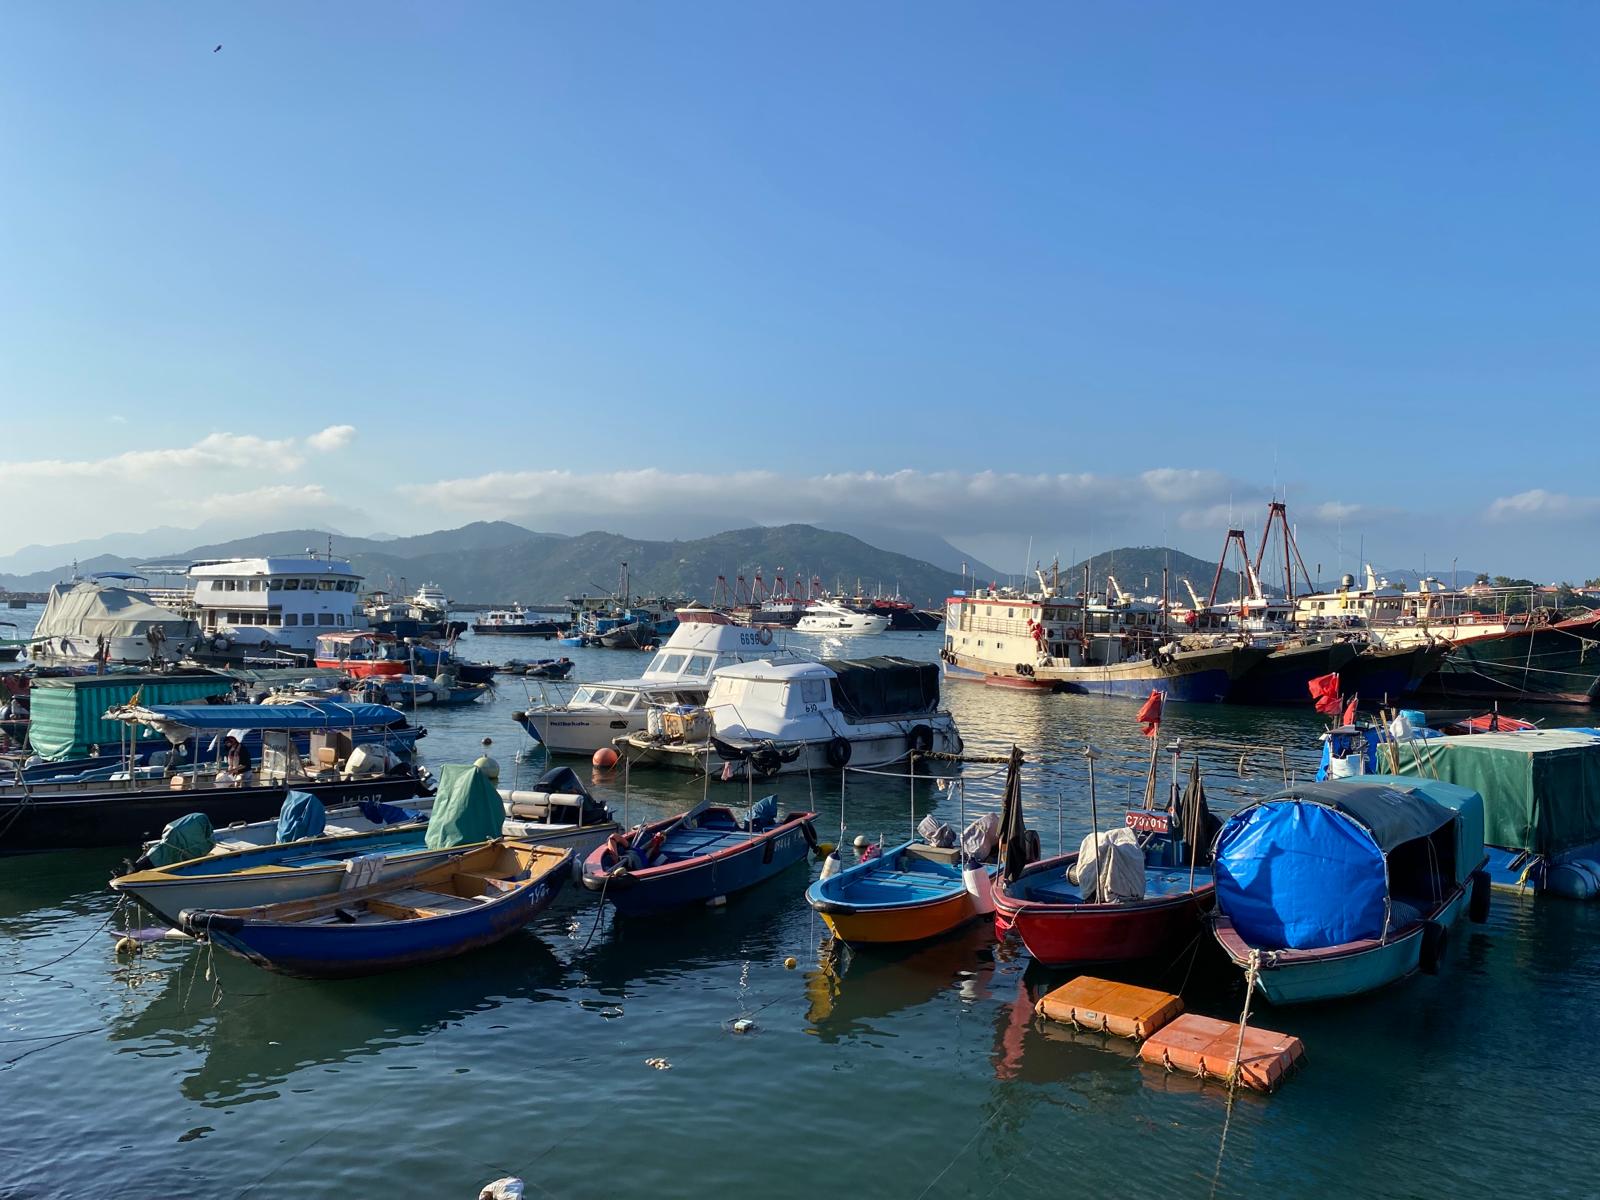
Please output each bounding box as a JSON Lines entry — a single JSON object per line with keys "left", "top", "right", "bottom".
{"left": 0, "top": 522, "right": 977, "bottom": 607}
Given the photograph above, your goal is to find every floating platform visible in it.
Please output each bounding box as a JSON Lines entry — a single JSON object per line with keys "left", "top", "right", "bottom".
{"left": 1139, "top": 1013, "right": 1304, "bottom": 1093}
{"left": 1035, "top": 976, "right": 1183, "bottom": 1039}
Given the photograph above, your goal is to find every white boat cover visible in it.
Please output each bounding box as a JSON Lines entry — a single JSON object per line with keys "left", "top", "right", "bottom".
{"left": 33, "top": 580, "right": 196, "bottom": 647}
{"left": 1068, "top": 826, "right": 1146, "bottom": 902}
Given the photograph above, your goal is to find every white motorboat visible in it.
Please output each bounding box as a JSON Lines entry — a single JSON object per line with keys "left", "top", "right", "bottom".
{"left": 513, "top": 608, "right": 802, "bottom": 755}
{"left": 793, "top": 602, "right": 889, "bottom": 635}
{"left": 620, "top": 655, "right": 962, "bottom": 776}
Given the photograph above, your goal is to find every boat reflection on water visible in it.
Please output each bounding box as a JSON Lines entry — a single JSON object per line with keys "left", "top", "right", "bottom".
{"left": 107, "top": 927, "right": 569, "bottom": 1106}
{"left": 569, "top": 873, "right": 809, "bottom": 998}
{"left": 804, "top": 924, "right": 998, "bottom": 1042}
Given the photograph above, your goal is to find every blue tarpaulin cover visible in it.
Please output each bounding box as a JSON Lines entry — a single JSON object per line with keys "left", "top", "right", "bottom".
{"left": 1214, "top": 781, "right": 1458, "bottom": 951}
{"left": 276, "top": 791, "right": 327, "bottom": 843}
{"left": 126, "top": 702, "right": 406, "bottom": 732}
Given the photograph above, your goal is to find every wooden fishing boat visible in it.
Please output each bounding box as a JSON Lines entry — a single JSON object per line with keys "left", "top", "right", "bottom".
{"left": 991, "top": 750, "right": 1216, "bottom": 966}
{"left": 993, "top": 847, "right": 1214, "bottom": 965}
{"left": 806, "top": 841, "right": 994, "bottom": 944}
{"left": 581, "top": 801, "right": 817, "bottom": 916}
{"left": 1211, "top": 776, "right": 1489, "bottom": 1004}
{"left": 180, "top": 839, "right": 573, "bottom": 979}
{"left": 114, "top": 765, "right": 617, "bottom": 925}
{"left": 313, "top": 632, "right": 410, "bottom": 678}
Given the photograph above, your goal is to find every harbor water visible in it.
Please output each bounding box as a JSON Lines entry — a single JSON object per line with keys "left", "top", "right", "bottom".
{"left": 4, "top": 624, "right": 1599, "bottom": 1197}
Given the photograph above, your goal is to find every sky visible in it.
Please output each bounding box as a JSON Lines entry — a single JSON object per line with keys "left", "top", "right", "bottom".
{"left": 3, "top": 3, "right": 1598, "bottom": 581}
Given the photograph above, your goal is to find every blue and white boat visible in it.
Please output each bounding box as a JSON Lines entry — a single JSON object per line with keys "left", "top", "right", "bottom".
{"left": 581, "top": 799, "right": 818, "bottom": 916}
{"left": 114, "top": 764, "right": 618, "bottom": 925}
{"left": 1211, "top": 776, "right": 1490, "bottom": 1005}
{"left": 179, "top": 839, "right": 574, "bottom": 979}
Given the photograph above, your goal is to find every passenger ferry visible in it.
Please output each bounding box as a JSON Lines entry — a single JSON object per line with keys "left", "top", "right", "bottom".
{"left": 147, "top": 551, "right": 368, "bottom": 657}
{"left": 471, "top": 606, "right": 568, "bottom": 636}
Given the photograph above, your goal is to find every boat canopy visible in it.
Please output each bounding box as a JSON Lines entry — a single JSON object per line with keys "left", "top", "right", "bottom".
{"left": 27, "top": 672, "right": 234, "bottom": 761}
{"left": 1391, "top": 730, "right": 1600, "bottom": 857}
{"left": 33, "top": 579, "right": 196, "bottom": 644}
{"left": 425, "top": 763, "right": 505, "bottom": 849}
{"left": 823, "top": 656, "right": 940, "bottom": 719}
{"left": 113, "top": 701, "right": 407, "bottom": 739}
{"left": 1214, "top": 780, "right": 1463, "bottom": 952}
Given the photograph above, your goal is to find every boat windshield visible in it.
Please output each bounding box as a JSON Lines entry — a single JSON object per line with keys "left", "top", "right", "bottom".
{"left": 685, "top": 653, "right": 714, "bottom": 677}
{"left": 648, "top": 652, "right": 688, "bottom": 675}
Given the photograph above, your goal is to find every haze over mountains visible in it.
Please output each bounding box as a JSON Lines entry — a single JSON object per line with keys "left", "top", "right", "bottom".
{"left": 0, "top": 518, "right": 1473, "bottom": 607}
{"left": 0, "top": 522, "right": 994, "bottom": 606}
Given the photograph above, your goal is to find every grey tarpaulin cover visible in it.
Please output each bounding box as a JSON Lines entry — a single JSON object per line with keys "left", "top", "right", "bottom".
{"left": 1069, "top": 827, "right": 1146, "bottom": 902}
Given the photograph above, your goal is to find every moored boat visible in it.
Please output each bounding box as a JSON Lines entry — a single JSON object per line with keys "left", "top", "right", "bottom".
{"left": 0, "top": 701, "right": 431, "bottom": 852}
{"left": 991, "top": 748, "right": 1217, "bottom": 966}
{"left": 179, "top": 839, "right": 573, "bottom": 979}
{"left": 1211, "top": 776, "right": 1490, "bottom": 1004}
{"left": 581, "top": 799, "right": 818, "bottom": 915}
{"left": 807, "top": 813, "right": 999, "bottom": 946}
{"left": 620, "top": 656, "right": 961, "bottom": 775}
{"left": 114, "top": 763, "right": 617, "bottom": 925}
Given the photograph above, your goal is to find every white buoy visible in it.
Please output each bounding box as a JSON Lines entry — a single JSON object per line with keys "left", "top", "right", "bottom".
{"left": 819, "top": 850, "right": 842, "bottom": 881}
{"left": 964, "top": 863, "right": 995, "bottom": 914}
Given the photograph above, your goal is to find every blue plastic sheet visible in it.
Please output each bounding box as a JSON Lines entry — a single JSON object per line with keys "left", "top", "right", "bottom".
{"left": 276, "top": 791, "right": 327, "bottom": 843}
{"left": 1215, "top": 801, "right": 1389, "bottom": 951}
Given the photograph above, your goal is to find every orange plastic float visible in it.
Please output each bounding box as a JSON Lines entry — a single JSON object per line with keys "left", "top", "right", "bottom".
{"left": 1034, "top": 976, "right": 1184, "bottom": 1039}
{"left": 1138, "top": 1013, "right": 1305, "bottom": 1093}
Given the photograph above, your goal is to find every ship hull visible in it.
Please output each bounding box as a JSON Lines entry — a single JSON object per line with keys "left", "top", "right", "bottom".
{"left": 945, "top": 645, "right": 1267, "bottom": 703}
{"left": 1416, "top": 615, "right": 1600, "bottom": 705}
{"left": 1229, "top": 639, "right": 1358, "bottom": 706}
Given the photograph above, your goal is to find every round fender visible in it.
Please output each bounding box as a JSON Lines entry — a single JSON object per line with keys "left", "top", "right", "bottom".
{"left": 758, "top": 627, "right": 774, "bottom": 645}
{"left": 825, "top": 737, "right": 852, "bottom": 769}
{"left": 1468, "top": 870, "right": 1491, "bottom": 924}
{"left": 799, "top": 819, "right": 819, "bottom": 852}
{"left": 907, "top": 724, "right": 934, "bottom": 755}
{"left": 1419, "top": 920, "right": 1448, "bottom": 975}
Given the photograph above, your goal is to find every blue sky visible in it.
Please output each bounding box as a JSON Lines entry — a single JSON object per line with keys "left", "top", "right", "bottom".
{"left": 3, "top": 3, "right": 1597, "bottom": 580}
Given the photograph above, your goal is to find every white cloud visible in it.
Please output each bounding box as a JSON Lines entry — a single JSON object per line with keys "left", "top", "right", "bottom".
{"left": 307, "top": 424, "right": 357, "bottom": 453}
{"left": 186, "top": 484, "right": 336, "bottom": 521}
{"left": 399, "top": 466, "right": 1260, "bottom": 538}
{"left": 1487, "top": 489, "right": 1600, "bottom": 521}
{"left": 0, "top": 426, "right": 360, "bottom": 486}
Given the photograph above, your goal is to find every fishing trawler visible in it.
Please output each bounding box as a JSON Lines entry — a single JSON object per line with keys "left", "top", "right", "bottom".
{"left": 941, "top": 567, "right": 1265, "bottom": 702}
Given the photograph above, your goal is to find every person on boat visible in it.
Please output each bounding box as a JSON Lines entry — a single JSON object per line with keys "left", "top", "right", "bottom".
{"left": 221, "top": 734, "right": 253, "bottom": 786}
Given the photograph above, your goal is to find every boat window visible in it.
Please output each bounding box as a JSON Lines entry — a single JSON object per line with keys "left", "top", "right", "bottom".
{"left": 572, "top": 687, "right": 595, "bottom": 704}
{"left": 656, "top": 653, "right": 687, "bottom": 675}
{"left": 675, "top": 690, "right": 703, "bottom": 704}
{"left": 318, "top": 580, "right": 333, "bottom": 591}
{"left": 589, "top": 690, "right": 615, "bottom": 706}
{"left": 319, "top": 613, "right": 336, "bottom": 625}
{"left": 267, "top": 612, "right": 281, "bottom": 626}
{"left": 612, "top": 692, "right": 639, "bottom": 711}
{"left": 996, "top": 641, "right": 1004, "bottom": 649}
{"left": 224, "top": 580, "right": 237, "bottom": 591}
{"left": 685, "top": 654, "right": 713, "bottom": 676}
{"left": 800, "top": 678, "right": 827, "bottom": 704}
{"left": 284, "top": 613, "right": 299, "bottom": 626}
{"left": 284, "top": 579, "right": 299, "bottom": 591}
{"left": 268, "top": 579, "right": 281, "bottom": 590}
{"left": 336, "top": 613, "right": 346, "bottom": 626}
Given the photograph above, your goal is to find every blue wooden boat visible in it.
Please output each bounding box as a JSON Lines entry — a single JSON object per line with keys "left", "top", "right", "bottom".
{"left": 1212, "top": 776, "right": 1490, "bottom": 1005}
{"left": 179, "top": 840, "right": 573, "bottom": 979}
{"left": 581, "top": 800, "right": 817, "bottom": 915}
{"left": 806, "top": 841, "right": 995, "bottom": 944}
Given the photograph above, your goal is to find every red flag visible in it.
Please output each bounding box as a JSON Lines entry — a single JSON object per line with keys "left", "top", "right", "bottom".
{"left": 1308, "top": 672, "right": 1342, "bottom": 715}
{"left": 1135, "top": 690, "right": 1163, "bottom": 738}
{"left": 1342, "top": 694, "right": 1359, "bottom": 725}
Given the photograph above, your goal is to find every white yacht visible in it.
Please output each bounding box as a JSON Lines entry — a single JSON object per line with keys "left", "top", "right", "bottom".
{"left": 31, "top": 575, "right": 198, "bottom": 665}
{"left": 412, "top": 582, "right": 451, "bottom": 620}
{"left": 621, "top": 655, "right": 961, "bottom": 775}
{"left": 512, "top": 608, "right": 800, "bottom": 754}
{"left": 793, "top": 601, "right": 889, "bottom": 635}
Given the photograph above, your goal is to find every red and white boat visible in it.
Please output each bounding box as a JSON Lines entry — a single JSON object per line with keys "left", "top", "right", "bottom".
{"left": 314, "top": 632, "right": 410, "bottom": 678}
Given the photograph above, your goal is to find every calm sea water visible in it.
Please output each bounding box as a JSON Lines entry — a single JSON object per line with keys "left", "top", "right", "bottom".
{"left": 3, "top": 620, "right": 1599, "bottom": 1198}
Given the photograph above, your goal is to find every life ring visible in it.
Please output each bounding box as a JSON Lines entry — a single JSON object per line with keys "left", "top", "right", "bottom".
{"left": 825, "top": 737, "right": 852, "bottom": 768}
{"left": 757, "top": 627, "right": 774, "bottom": 646}
{"left": 907, "top": 725, "right": 934, "bottom": 755}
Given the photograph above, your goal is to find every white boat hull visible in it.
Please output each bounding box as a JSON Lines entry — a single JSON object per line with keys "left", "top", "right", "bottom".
{"left": 519, "top": 709, "right": 647, "bottom": 755}
{"left": 623, "top": 720, "right": 961, "bottom": 776}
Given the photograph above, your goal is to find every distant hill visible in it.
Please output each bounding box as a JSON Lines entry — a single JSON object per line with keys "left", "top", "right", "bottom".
{"left": 0, "top": 522, "right": 966, "bottom": 606}
{"left": 1062, "top": 546, "right": 1239, "bottom": 603}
